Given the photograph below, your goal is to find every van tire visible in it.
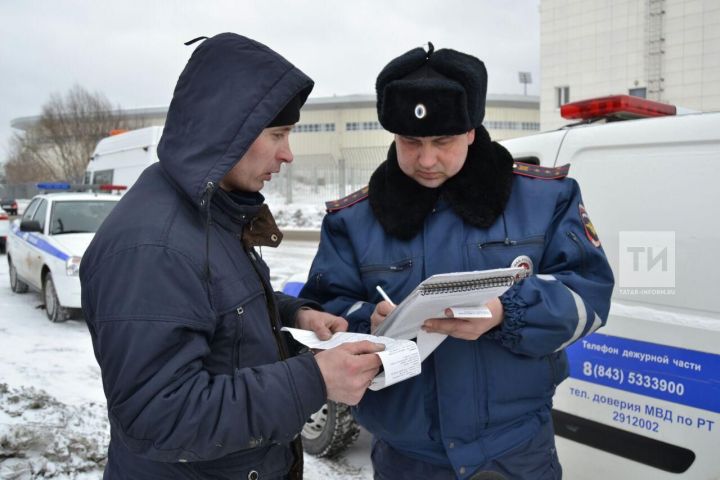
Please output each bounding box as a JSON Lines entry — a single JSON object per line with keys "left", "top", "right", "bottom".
{"left": 301, "top": 401, "right": 359, "bottom": 458}
{"left": 9, "top": 258, "right": 29, "bottom": 293}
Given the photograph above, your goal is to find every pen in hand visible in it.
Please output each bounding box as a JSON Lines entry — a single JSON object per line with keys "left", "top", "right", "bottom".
{"left": 375, "top": 285, "right": 396, "bottom": 306}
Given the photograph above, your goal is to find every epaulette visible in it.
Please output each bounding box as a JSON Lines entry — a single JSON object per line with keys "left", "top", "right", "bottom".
{"left": 513, "top": 162, "right": 570, "bottom": 179}
{"left": 325, "top": 186, "right": 369, "bottom": 212}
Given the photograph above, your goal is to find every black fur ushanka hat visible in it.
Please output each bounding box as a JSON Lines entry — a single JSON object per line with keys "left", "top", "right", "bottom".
{"left": 376, "top": 42, "right": 488, "bottom": 136}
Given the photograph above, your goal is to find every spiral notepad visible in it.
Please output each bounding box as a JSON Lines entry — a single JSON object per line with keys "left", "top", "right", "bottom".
{"left": 374, "top": 267, "right": 526, "bottom": 342}
{"left": 418, "top": 275, "right": 516, "bottom": 296}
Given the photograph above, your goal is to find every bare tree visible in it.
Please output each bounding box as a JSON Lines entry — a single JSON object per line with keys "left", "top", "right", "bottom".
{"left": 4, "top": 136, "right": 54, "bottom": 183}
{"left": 5, "top": 85, "right": 141, "bottom": 184}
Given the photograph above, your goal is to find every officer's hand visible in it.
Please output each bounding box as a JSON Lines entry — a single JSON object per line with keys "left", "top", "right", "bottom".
{"left": 370, "top": 301, "right": 395, "bottom": 334}
{"left": 421, "top": 298, "right": 504, "bottom": 341}
{"left": 296, "top": 308, "right": 348, "bottom": 340}
{"left": 314, "top": 341, "right": 385, "bottom": 405}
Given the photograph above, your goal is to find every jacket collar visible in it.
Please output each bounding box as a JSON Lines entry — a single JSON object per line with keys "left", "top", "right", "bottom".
{"left": 210, "top": 189, "right": 283, "bottom": 248}
{"left": 368, "top": 127, "right": 514, "bottom": 240}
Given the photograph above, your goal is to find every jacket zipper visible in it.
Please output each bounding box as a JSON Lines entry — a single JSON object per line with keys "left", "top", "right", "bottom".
{"left": 478, "top": 236, "right": 545, "bottom": 250}
{"left": 566, "top": 231, "right": 587, "bottom": 274}
{"left": 228, "top": 289, "right": 266, "bottom": 370}
{"left": 360, "top": 259, "right": 413, "bottom": 273}
{"left": 233, "top": 306, "right": 244, "bottom": 369}
{"left": 245, "top": 246, "right": 290, "bottom": 361}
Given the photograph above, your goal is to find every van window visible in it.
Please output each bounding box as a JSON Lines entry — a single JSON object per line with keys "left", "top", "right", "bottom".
{"left": 93, "top": 170, "right": 113, "bottom": 185}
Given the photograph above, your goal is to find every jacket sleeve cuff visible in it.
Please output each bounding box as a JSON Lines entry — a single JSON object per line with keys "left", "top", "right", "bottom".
{"left": 274, "top": 292, "right": 324, "bottom": 327}
{"left": 285, "top": 352, "right": 327, "bottom": 422}
{"left": 486, "top": 286, "right": 528, "bottom": 348}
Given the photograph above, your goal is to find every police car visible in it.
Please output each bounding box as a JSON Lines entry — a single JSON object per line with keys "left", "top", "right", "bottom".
{"left": 0, "top": 207, "right": 9, "bottom": 254}
{"left": 7, "top": 183, "right": 123, "bottom": 322}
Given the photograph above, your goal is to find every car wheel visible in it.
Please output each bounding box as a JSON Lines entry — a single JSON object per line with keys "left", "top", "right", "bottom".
{"left": 9, "top": 258, "right": 29, "bottom": 293}
{"left": 43, "top": 273, "right": 69, "bottom": 323}
{"left": 301, "top": 401, "right": 359, "bottom": 458}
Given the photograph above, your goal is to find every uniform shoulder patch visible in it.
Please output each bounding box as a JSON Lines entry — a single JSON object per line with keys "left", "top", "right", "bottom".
{"left": 513, "top": 162, "right": 570, "bottom": 180}
{"left": 325, "top": 186, "right": 369, "bottom": 212}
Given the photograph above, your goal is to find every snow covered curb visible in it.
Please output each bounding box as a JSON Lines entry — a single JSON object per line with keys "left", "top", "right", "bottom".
{"left": 0, "top": 383, "right": 108, "bottom": 479}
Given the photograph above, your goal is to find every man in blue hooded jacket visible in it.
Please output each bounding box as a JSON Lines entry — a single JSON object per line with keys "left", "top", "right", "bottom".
{"left": 80, "top": 33, "right": 383, "bottom": 480}
{"left": 299, "top": 43, "right": 614, "bottom": 479}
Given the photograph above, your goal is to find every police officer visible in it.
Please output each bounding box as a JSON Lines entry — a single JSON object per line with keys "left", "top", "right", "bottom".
{"left": 300, "top": 43, "right": 614, "bottom": 479}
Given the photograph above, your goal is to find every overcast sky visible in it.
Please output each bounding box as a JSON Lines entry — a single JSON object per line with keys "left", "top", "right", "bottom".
{"left": 0, "top": 0, "right": 540, "bottom": 165}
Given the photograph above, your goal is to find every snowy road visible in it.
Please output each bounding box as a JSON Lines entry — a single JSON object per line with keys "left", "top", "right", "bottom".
{"left": 0, "top": 241, "right": 373, "bottom": 479}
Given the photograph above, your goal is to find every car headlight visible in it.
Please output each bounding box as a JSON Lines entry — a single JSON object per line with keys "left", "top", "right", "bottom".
{"left": 66, "top": 256, "right": 82, "bottom": 276}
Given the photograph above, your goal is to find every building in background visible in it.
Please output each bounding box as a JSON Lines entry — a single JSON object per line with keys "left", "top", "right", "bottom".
{"left": 282, "top": 94, "right": 539, "bottom": 200}
{"left": 540, "top": 0, "right": 720, "bottom": 130}
{"left": 9, "top": 94, "right": 539, "bottom": 204}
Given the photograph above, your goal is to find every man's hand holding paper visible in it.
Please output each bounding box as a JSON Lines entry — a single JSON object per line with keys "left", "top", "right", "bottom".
{"left": 282, "top": 327, "right": 422, "bottom": 392}
{"left": 295, "top": 308, "right": 348, "bottom": 340}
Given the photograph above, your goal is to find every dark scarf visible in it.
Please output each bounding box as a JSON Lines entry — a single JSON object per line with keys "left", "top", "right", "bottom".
{"left": 368, "top": 127, "right": 514, "bottom": 240}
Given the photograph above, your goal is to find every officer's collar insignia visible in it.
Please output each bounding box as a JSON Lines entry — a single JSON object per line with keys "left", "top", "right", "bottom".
{"left": 513, "top": 162, "right": 569, "bottom": 179}
{"left": 325, "top": 186, "right": 369, "bottom": 212}
{"left": 511, "top": 255, "right": 534, "bottom": 276}
{"left": 414, "top": 103, "right": 427, "bottom": 119}
{"left": 579, "top": 203, "right": 601, "bottom": 247}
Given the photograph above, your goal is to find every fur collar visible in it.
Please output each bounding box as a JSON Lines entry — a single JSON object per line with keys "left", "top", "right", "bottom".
{"left": 368, "top": 127, "right": 514, "bottom": 240}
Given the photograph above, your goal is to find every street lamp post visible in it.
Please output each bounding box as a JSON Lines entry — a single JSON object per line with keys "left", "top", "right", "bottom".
{"left": 518, "top": 71, "right": 532, "bottom": 96}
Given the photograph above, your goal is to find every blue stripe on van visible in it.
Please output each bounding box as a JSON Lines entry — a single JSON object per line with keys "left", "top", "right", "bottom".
{"left": 567, "top": 333, "right": 720, "bottom": 413}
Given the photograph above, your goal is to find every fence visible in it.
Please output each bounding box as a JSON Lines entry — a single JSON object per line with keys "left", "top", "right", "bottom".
{"left": 0, "top": 182, "right": 39, "bottom": 201}
{"left": 263, "top": 146, "right": 387, "bottom": 205}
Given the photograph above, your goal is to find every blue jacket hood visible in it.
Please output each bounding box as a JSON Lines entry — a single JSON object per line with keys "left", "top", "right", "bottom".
{"left": 157, "top": 33, "right": 314, "bottom": 204}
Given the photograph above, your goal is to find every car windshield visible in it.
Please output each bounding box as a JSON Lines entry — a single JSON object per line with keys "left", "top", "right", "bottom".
{"left": 50, "top": 200, "right": 118, "bottom": 235}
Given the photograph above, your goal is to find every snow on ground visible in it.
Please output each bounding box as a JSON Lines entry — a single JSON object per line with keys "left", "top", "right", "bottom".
{"left": 0, "top": 236, "right": 373, "bottom": 479}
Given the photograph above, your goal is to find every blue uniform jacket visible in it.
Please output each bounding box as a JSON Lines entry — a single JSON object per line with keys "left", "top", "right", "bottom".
{"left": 81, "top": 34, "right": 324, "bottom": 479}
{"left": 300, "top": 139, "right": 614, "bottom": 479}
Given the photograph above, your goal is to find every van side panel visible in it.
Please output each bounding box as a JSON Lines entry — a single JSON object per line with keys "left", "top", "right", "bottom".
{"left": 551, "top": 113, "right": 720, "bottom": 479}
{"left": 557, "top": 113, "right": 720, "bottom": 315}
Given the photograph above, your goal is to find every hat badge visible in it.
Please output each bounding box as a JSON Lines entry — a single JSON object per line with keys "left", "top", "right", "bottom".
{"left": 414, "top": 103, "right": 427, "bottom": 119}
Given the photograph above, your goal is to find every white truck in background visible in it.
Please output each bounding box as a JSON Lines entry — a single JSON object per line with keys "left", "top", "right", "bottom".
{"left": 85, "top": 126, "right": 162, "bottom": 189}
{"left": 498, "top": 95, "right": 719, "bottom": 480}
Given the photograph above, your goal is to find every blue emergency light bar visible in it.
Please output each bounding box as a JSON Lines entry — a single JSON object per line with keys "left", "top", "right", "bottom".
{"left": 35, "top": 182, "right": 127, "bottom": 194}
{"left": 36, "top": 182, "right": 71, "bottom": 190}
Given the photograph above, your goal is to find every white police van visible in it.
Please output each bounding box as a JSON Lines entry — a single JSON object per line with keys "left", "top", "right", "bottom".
{"left": 85, "top": 126, "right": 162, "bottom": 190}
{"left": 499, "top": 95, "right": 719, "bottom": 479}
{"left": 7, "top": 184, "right": 122, "bottom": 322}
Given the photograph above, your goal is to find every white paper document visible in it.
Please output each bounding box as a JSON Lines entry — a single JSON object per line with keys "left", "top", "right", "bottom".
{"left": 282, "top": 327, "right": 421, "bottom": 390}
